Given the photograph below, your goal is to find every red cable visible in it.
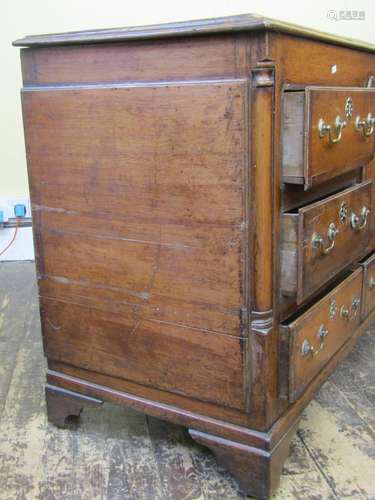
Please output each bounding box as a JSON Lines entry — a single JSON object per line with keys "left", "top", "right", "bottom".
{"left": 0, "top": 217, "right": 20, "bottom": 257}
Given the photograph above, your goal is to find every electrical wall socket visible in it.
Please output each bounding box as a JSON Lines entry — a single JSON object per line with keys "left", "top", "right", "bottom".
{"left": 4, "top": 198, "right": 31, "bottom": 218}
{"left": 0, "top": 206, "right": 9, "bottom": 223}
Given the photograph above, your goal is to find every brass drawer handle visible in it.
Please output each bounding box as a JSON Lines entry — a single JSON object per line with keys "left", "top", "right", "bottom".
{"left": 312, "top": 223, "right": 338, "bottom": 254}
{"left": 355, "top": 112, "right": 375, "bottom": 138}
{"left": 340, "top": 297, "right": 361, "bottom": 321}
{"left": 318, "top": 116, "right": 347, "bottom": 144}
{"left": 350, "top": 206, "right": 370, "bottom": 231}
{"left": 369, "top": 277, "right": 375, "bottom": 289}
{"left": 301, "top": 324, "right": 328, "bottom": 358}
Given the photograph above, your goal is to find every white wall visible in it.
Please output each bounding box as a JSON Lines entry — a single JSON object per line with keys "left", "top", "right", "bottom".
{"left": 1, "top": 0, "right": 374, "bottom": 259}
{"left": 2, "top": 0, "right": 374, "bottom": 199}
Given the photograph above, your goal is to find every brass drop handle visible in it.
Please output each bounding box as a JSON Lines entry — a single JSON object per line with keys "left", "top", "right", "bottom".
{"left": 318, "top": 116, "right": 347, "bottom": 144}
{"left": 340, "top": 297, "right": 361, "bottom": 321}
{"left": 350, "top": 206, "right": 370, "bottom": 231}
{"left": 301, "top": 324, "right": 328, "bottom": 358}
{"left": 355, "top": 112, "right": 375, "bottom": 137}
{"left": 312, "top": 223, "right": 339, "bottom": 255}
{"left": 369, "top": 277, "right": 375, "bottom": 289}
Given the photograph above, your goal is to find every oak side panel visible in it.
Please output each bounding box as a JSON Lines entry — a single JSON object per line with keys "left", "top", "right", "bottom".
{"left": 20, "top": 33, "right": 256, "bottom": 86}
{"left": 22, "top": 82, "right": 248, "bottom": 338}
{"left": 41, "top": 297, "right": 247, "bottom": 410}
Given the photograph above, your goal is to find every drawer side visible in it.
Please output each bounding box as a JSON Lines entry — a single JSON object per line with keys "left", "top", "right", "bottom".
{"left": 282, "top": 91, "right": 304, "bottom": 183}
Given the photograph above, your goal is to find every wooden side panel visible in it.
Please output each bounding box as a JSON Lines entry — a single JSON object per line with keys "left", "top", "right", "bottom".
{"left": 40, "top": 297, "right": 247, "bottom": 410}
{"left": 22, "top": 81, "right": 249, "bottom": 337}
{"left": 20, "top": 34, "right": 251, "bottom": 85}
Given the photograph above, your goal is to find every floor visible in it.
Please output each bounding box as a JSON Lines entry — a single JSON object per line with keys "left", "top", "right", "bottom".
{"left": 0, "top": 262, "right": 374, "bottom": 500}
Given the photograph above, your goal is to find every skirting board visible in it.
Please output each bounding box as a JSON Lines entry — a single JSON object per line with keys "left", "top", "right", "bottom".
{"left": 0, "top": 226, "right": 35, "bottom": 261}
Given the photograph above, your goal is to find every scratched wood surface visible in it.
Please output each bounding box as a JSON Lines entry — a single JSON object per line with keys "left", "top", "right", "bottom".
{"left": 0, "top": 261, "right": 374, "bottom": 499}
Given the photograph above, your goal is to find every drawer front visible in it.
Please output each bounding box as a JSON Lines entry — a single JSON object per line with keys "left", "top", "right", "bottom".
{"left": 361, "top": 252, "right": 375, "bottom": 319}
{"left": 283, "top": 87, "right": 375, "bottom": 188}
{"left": 281, "top": 268, "right": 363, "bottom": 402}
{"left": 281, "top": 180, "right": 372, "bottom": 303}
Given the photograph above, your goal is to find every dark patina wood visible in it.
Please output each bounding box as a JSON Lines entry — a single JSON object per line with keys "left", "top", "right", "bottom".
{"left": 282, "top": 88, "right": 375, "bottom": 188}
{"left": 12, "top": 14, "right": 375, "bottom": 50}
{"left": 360, "top": 252, "right": 375, "bottom": 319}
{"left": 14, "top": 14, "right": 375, "bottom": 498}
{"left": 189, "top": 423, "right": 299, "bottom": 499}
{"left": 280, "top": 180, "right": 372, "bottom": 302}
{"left": 1, "top": 262, "right": 374, "bottom": 498}
{"left": 45, "top": 384, "right": 103, "bottom": 428}
{"left": 280, "top": 268, "right": 363, "bottom": 401}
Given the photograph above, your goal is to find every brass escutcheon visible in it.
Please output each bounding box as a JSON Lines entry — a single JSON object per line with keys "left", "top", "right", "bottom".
{"left": 329, "top": 299, "right": 338, "bottom": 319}
{"left": 345, "top": 97, "right": 353, "bottom": 120}
{"left": 339, "top": 201, "right": 348, "bottom": 223}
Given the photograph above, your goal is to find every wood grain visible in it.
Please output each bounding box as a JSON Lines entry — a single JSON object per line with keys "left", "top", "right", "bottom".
{"left": 14, "top": 18, "right": 375, "bottom": 498}
{"left": 1, "top": 262, "right": 374, "bottom": 499}
{"left": 22, "top": 81, "right": 249, "bottom": 337}
{"left": 13, "top": 13, "right": 375, "bottom": 53}
{"left": 282, "top": 88, "right": 375, "bottom": 188}
{"left": 20, "top": 34, "right": 251, "bottom": 86}
{"left": 281, "top": 181, "right": 372, "bottom": 303}
{"left": 281, "top": 268, "right": 363, "bottom": 402}
{"left": 360, "top": 252, "right": 375, "bottom": 319}
{"left": 270, "top": 33, "right": 375, "bottom": 87}
{"left": 41, "top": 297, "right": 247, "bottom": 410}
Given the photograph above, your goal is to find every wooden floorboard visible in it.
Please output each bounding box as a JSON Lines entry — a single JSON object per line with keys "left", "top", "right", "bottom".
{"left": 0, "top": 262, "right": 374, "bottom": 499}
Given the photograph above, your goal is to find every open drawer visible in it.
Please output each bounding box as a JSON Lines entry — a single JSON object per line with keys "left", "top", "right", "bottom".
{"left": 282, "top": 87, "right": 375, "bottom": 189}
{"left": 281, "top": 180, "right": 371, "bottom": 304}
{"left": 280, "top": 268, "right": 363, "bottom": 402}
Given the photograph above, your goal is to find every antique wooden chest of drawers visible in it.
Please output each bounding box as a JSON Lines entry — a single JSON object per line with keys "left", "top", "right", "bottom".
{"left": 13, "top": 14, "right": 375, "bottom": 498}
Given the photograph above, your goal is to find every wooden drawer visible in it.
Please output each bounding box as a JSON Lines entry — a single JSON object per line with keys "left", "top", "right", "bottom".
{"left": 360, "top": 252, "right": 375, "bottom": 319}
{"left": 281, "top": 180, "right": 371, "bottom": 304}
{"left": 281, "top": 268, "right": 363, "bottom": 402}
{"left": 282, "top": 87, "right": 375, "bottom": 189}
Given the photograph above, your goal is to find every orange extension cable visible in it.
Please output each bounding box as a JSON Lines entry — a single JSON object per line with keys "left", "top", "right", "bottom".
{"left": 0, "top": 217, "right": 20, "bottom": 257}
